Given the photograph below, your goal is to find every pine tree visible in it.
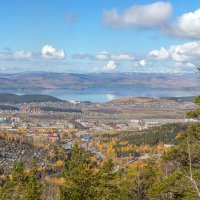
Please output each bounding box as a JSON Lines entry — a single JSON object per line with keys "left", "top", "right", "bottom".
{"left": 0, "top": 177, "right": 15, "bottom": 200}
{"left": 96, "top": 159, "right": 122, "bottom": 200}
{"left": 60, "top": 143, "right": 97, "bottom": 200}
{"left": 23, "top": 160, "right": 42, "bottom": 200}
{"left": 0, "top": 162, "right": 26, "bottom": 200}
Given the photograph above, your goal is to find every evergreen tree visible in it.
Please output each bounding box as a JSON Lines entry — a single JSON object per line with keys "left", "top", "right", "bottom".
{"left": 149, "top": 96, "right": 200, "bottom": 199}
{"left": 23, "top": 160, "right": 42, "bottom": 200}
{"left": 60, "top": 143, "right": 97, "bottom": 200}
{"left": 0, "top": 162, "right": 26, "bottom": 200}
{"left": 60, "top": 144, "right": 121, "bottom": 200}
{"left": 0, "top": 177, "right": 15, "bottom": 200}
{"left": 96, "top": 159, "right": 122, "bottom": 200}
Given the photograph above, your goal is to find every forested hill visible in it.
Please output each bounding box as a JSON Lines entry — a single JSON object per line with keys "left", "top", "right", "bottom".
{"left": 161, "top": 96, "right": 195, "bottom": 102}
{"left": 0, "top": 93, "right": 63, "bottom": 103}
{"left": 102, "top": 123, "right": 189, "bottom": 146}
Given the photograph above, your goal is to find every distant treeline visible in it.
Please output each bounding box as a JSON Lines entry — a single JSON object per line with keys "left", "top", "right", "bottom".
{"left": 0, "top": 105, "right": 19, "bottom": 111}
{"left": 161, "top": 96, "right": 195, "bottom": 102}
{"left": 102, "top": 123, "right": 189, "bottom": 146}
{"left": 122, "top": 123, "right": 188, "bottom": 146}
{"left": 0, "top": 93, "right": 63, "bottom": 103}
{"left": 39, "top": 106, "right": 82, "bottom": 113}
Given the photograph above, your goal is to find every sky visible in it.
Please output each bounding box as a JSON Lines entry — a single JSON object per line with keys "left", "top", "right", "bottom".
{"left": 0, "top": 0, "right": 200, "bottom": 73}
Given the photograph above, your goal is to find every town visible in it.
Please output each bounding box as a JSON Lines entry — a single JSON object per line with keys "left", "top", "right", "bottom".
{"left": 0, "top": 96, "right": 197, "bottom": 170}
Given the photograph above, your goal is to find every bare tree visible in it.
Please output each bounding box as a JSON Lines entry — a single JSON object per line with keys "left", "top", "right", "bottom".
{"left": 177, "top": 133, "right": 200, "bottom": 198}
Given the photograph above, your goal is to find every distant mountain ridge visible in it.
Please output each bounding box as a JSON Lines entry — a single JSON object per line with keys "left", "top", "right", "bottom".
{"left": 0, "top": 93, "right": 62, "bottom": 103}
{"left": 0, "top": 72, "right": 199, "bottom": 91}
{"left": 108, "top": 96, "right": 195, "bottom": 104}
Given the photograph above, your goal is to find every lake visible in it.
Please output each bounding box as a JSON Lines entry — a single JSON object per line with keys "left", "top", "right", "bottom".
{"left": 33, "top": 86, "right": 200, "bottom": 102}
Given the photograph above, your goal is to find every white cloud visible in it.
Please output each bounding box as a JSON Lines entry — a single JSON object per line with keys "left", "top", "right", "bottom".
{"left": 106, "top": 94, "right": 116, "bottom": 101}
{"left": 139, "top": 59, "right": 146, "bottom": 67}
{"left": 103, "top": 1, "right": 172, "bottom": 29}
{"left": 165, "top": 8, "right": 200, "bottom": 39}
{"left": 103, "top": 61, "right": 118, "bottom": 71}
{"left": 13, "top": 51, "right": 32, "bottom": 59}
{"left": 149, "top": 47, "right": 169, "bottom": 60}
{"left": 103, "top": 2, "right": 200, "bottom": 40}
{"left": 170, "top": 41, "right": 200, "bottom": 62}
{"left": 149, "top": 41, "right": 200, "bottom": 63}
{"left": 96, "top": 51, "right": 110, "bottom": 60}
{"left": 41, "top": 45, "right": 66, "bottom": 60}
{"left": 145, "top": 41, "right": 200, "bottom": 73}
{"left": 72, "top": 52, "right": 90, "bottom": 60}
{"left": 0, "top": 51, "right": 32, "bottom": 60}
{"left": 95, "top": 51, "right": 135, "bottom": 61}
{"left": 111, "top": 53, "right": 135, "bottom": 61}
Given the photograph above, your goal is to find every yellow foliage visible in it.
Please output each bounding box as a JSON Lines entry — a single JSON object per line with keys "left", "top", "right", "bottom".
{"left": 54, "top": 160, "right": 64, "bottom": 168}
{"left": 45, "top": 176, "right": 65, "bottom": 185}
{"left": 17, "top": 127, "right": 26, "bottom": 134}
{"left": 49, "top": 150, "right": 55, "bottom": 158}
{"left": 91, "top": 156, "right": 98, "bottom": 162}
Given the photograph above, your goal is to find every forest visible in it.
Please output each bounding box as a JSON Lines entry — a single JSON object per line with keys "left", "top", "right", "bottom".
{"left": 0, "top": 96, "right": 200, "bottom": 199}
{"left": 0, "top": 93, "right": 62, "bottom": 103}
{"left": 102, "top": 123, "right": 189, "bottom": 145}
{"left": 1, "top": 129, "right": 200, "bottom": 200}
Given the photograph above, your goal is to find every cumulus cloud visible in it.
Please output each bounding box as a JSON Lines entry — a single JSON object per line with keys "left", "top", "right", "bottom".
{"left": 103, "top": 2, "right": 200, "bottom": 40}
{"left": 13, "top": 51, "right": 32, "bottom": 59}
{"left": 41, "top": 45, "right": 66, "bottom": 60}
{"left": 170, "top": 41, "right": 200, "bottom": 62}
{"left": 96, "top": 51, "right": 110, "bottom": 60}
{"left": 103, "top": 60, "right": 118, "bottom": 71}
{"left": 149, "top": 41, "right": 200, "bottom": 62}
{"left": 103, "top": 1, "right": 172, "bottom": 29}
{"left": 73, "top": 51, "right": 136, "bottom": 62}
{"left": 165, "top": 8, "right": 200, "bottom": 39}
{"left": 94, "top": 51, "right": 135, "bottom": 61}
{"left": 0, "top": 51, "right": 33, "bottom": 60}
{"left": 1, "top": 45, "right": 66, "bottom": 61}
{"left": 149, "top": 47, "right": 169, "bottom": 60}
{"left": 139, "top": 59, "right": 147, "bottom": 67}
{"left": 111, "top": 53, "right": 135, "bottom": 61}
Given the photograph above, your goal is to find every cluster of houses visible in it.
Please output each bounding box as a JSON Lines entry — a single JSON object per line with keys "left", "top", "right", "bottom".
{"left": 0, "top": 117, "right": 20, "bottom": 123}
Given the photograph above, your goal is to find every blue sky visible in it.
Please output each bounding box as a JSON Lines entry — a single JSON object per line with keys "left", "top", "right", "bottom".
{"left": 0, "top": 0, "right": 200, "bottom": 73}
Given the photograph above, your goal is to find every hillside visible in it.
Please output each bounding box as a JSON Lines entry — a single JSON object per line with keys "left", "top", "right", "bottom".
{"left": 161, "top": 96, "right": 195, "bottom": 102}
{"left": 0, "top": 72, "right": 199, "bottom": 91}
{"left": 0, "top": 136, "right": 49, "bottom": 171}
{"left": 108, "top": 97, "right": 162, "bottom": 104}
{"left": 0, "top": 93, "right": 63, "bottom": 103}
{"left": 108, "top": 96, "right": 195, "bottom": 104}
